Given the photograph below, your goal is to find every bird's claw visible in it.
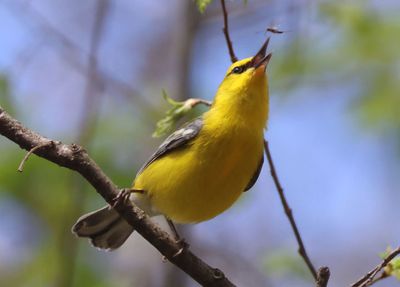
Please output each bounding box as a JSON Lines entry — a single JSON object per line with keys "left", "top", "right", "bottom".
{"left": 111, "top": 188, "right": 133, "bottom": 208}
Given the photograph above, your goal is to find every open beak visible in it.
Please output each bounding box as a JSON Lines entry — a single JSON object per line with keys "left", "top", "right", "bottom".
{"left": 250, "top": 37, "right": 272, "bottom": 70}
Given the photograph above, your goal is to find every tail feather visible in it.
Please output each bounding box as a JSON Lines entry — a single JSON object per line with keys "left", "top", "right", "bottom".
{"left": 72, "top": 205, "right": 134, "bottom": 250}
{"left": 89, "top": 217, "right": 134, "bottom": 250}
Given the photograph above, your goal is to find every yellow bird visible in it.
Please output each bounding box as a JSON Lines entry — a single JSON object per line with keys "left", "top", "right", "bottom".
{"left": 72, "top": 38, "right": 272, "bottom": 250}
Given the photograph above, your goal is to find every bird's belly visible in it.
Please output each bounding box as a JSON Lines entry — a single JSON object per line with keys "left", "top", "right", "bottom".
{"left": 134, "top": 131, "right": 263, "bottom": 223}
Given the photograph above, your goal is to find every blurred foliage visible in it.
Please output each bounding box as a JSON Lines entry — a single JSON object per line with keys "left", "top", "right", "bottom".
{"left": 321, "top": 3, "right": 400, "bottom": 136}
{"left": 152, "top": 90, "right": 193, "bottom": 138}
{"left": 195, "top": 0, "right": 213, "bottom": 13}
{"left": 0, "top": 80, "right": 140, "bottom": 286}
{"left": 262, "top": 248, "right": 310, "bottom": 280}
{"left": 381, "top": 247, "right": 400, "bottom": 281}
{"left": 274, "top": 3, "right": 400, "bottom": 140}
{"left": 194, "top": 0, "right": 248, "bottom": 14}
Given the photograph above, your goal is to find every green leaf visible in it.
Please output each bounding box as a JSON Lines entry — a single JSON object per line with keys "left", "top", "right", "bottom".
{"left": 384, "top": 257, "right": 400, "bottom": 280}
{"left": 380, "top": 247, "right": 400, "bottom": 280}
{"left": 262, "top": 249, "right": 310, "bottom": 280}
{"left": 152, "top": 90, "right": 192, "bottom": 138}
{"left": 195, "top": 0, "right": 213, "bottom": 13}
{"left": 162, "top": 89, "right": 180, "bottom": 106}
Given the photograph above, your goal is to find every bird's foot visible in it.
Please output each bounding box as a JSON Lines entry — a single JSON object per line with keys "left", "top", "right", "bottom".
{"left": 111, "top": 188, "right": 143, "bottom": 208}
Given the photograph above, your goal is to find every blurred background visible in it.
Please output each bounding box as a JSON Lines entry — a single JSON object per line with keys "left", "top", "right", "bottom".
{"left": 0, "top": 0, "right": 399, "bottom": 286}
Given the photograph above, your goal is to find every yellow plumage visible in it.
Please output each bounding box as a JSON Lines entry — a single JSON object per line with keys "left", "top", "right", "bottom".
{"left": 72, "top": 40, "right": 272, "bottom": 249}
{"left": 134, "top": 58, "right": 269, "bottom": 223}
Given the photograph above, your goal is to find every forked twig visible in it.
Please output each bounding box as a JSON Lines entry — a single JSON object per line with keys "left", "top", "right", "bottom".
{"left": 351, "top": 246, "right": 400, "bottom": 287}
{"left": 264, "top": 140, "right": 318, "bottom": 280}
{"left": 220, "top": 0, "right": 238, "bottom": 63}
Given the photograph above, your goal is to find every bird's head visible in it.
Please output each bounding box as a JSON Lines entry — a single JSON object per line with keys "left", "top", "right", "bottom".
{"left": 208, "top": 38, "right": 272, "bottom": 126}
{"left": 218, "top": 38, "right": 272, "bottom": 97}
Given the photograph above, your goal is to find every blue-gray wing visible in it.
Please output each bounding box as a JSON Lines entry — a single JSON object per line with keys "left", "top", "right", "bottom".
{"left": 244, "top": 155, "right": 264, "bottom": 192}
{"left": 137, "top": 117, "right": 203, "bottom": 175}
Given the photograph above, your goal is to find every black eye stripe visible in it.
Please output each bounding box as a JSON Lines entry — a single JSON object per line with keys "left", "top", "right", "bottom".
{"left": 230, "top": 61, "right": 252, "bottom": 75}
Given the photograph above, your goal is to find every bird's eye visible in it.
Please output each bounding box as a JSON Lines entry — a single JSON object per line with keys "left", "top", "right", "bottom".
{"left": 232, "top": 66, "right": 244, "bottom": 74}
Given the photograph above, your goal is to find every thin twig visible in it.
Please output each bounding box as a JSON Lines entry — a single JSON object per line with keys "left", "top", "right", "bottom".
{"left": 0, "top": 106, "right": 235, "bottom": 287}
{"left": 351, "top": 246, "right": 400, "bottom": 287}
{"left": 264, "top": 139, "right": 318, "bottom": 280}
{"left": 220, "top": 0, "right": 238, "bottom": 63}
{"left": 17, "top": 141, "right": 53, "bottom": 172}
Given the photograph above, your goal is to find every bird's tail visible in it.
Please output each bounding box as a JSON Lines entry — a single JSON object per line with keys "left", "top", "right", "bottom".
{"left": 72, "top": 205, "right": 134, "bottom": 250}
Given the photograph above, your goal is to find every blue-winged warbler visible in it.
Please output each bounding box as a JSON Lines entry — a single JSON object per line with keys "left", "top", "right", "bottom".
{"left": 72, "top": 38, "right": 272, "bottom": 250}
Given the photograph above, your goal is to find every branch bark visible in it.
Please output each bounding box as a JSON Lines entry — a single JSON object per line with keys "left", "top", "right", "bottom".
{"left": 0, "top": 106, "right": 235, "bottom": 287}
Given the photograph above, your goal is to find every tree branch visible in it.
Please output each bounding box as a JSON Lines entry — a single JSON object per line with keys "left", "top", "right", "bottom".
{"left": 220, "top": 0, "right": 238, "bottom": 63}
{"left": 351, "top": 246, "right": 400, "bottom": 287}
{"left": 264, "top": 140, "right": 319, "bottom": 280}
{"left": 0, "top": 106, "right": 235, "bottom": 287}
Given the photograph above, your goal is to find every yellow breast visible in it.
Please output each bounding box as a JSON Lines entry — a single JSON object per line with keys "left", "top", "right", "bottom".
{"left": 133, "top": 116, "right": 264, "bottom": 223}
